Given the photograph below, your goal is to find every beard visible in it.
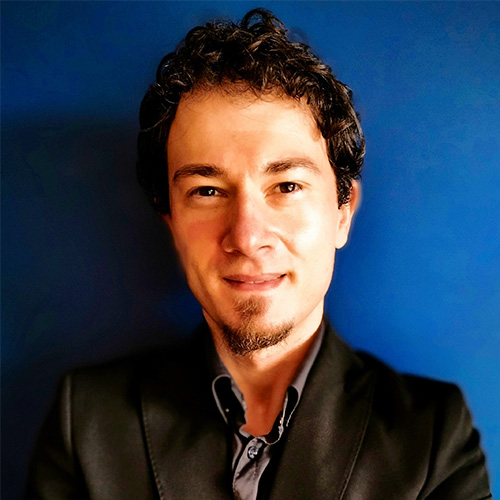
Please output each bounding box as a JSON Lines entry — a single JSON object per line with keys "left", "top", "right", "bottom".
{"left": 220, "top": 296, "right": 294, "bottom": 357}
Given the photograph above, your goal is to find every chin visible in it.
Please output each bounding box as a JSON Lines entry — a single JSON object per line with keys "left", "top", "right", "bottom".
{"left": 217, "top": 296, "right": 294, "bottom": 356}
{"left": 221, "top": 319, "right": 294, "bottom": 357}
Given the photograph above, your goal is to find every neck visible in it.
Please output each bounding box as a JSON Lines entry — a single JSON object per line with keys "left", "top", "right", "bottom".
{"left": 209, "top": 313, "right": 322, "bottom": 437}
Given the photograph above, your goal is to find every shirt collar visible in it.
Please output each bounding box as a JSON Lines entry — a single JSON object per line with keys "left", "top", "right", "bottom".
{"left": 209, "top": 320, "right": 326, "bottom": 433}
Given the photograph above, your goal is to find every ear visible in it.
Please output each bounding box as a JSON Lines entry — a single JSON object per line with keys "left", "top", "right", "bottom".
{"left": 162, "top": 212, "right": 183, "bottom": 255}
{"left": 161, "top": 213, "right": 177, "bottom": 244}
{"left": 162, "top": 213, "right": 173, "bottom": 231}
{"left": 335, "top": 180, "right": 361, "bottom": 249}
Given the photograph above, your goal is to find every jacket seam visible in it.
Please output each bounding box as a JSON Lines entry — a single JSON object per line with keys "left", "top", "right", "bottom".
{"left": 337, "top": 371, "right": 376, "bottom": 500}
{"left": 141, "top": 392, "right": 166, "bottom": 500}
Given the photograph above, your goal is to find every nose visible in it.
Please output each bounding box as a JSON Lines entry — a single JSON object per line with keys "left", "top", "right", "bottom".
{"left": 221, "top": 193, "right": 277, "bottom": 257}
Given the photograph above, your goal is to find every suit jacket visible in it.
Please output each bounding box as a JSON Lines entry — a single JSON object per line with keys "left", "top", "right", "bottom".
{"left": 25, "top": 324, "right": 491, "bottom": 499}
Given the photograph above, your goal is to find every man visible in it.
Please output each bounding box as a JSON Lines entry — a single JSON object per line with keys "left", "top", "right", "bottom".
{"left": 26, "top": 9, "right": 491, "bottom": 499}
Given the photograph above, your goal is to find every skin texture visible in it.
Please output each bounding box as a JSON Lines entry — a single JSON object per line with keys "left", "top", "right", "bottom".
{"left": 165, "top": 89, "right": 358, "bottom": 358}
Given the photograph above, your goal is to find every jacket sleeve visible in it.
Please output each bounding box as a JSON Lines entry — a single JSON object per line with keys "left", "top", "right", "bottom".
{"left": 24, "top": 372, "right": 88, "bottom": 500}
{"left": 419, "top": 384, "right": 491, "bottom": 500}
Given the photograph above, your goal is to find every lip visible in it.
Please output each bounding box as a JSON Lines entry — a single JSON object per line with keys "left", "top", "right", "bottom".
{"left": 223, "top": 273, "right": 286, "bottom": 291}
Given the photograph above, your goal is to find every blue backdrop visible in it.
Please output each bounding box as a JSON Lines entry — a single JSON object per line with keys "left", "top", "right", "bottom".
{"left": 2, "top": 2, "right": 499, "bottom": 498}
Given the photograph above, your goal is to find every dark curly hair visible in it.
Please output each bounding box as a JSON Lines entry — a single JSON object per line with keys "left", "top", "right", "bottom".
{"left": 137, "top": 8, "right": 365, "bottom": 213}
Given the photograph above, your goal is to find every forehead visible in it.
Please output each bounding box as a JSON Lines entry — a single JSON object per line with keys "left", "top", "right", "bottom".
{"left": 166, "top": 89, "right": 327, "bottom": 172}
{"left": 174, "top": 87, "right": 319, "bottom": 123}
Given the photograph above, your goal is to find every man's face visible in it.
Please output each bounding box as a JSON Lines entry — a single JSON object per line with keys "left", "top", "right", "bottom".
{"left": 165, "top": 90, "right": 357, "bottom": 354}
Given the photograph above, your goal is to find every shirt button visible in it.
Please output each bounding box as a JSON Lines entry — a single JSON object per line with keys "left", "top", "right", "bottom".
{"left": 247, "top": 445, "right": 259, "bottom": 460}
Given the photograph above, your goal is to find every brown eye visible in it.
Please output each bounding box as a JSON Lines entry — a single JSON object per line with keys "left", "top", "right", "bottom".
{"left": 279, "top": 182, "right": 299, "bottom": 193}
{"left": 196, "top": 186, "right": 218, "bottom": 196}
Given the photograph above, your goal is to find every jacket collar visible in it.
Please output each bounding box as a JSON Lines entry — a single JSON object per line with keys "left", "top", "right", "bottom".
{"left": 140, "top": 322, "right": 375, "bottom": 500}
{"left": 140, "top": 327, "right": 232, "bottom": 500}
{"left": 268, "top": 323, "right": 376, "bottom": 499}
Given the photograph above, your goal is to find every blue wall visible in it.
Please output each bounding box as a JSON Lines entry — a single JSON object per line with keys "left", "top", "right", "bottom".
{"left": 2, "top": 2, "right": 499, "bottom": 498}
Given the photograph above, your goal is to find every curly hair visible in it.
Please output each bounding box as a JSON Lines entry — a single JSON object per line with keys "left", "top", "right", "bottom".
{"left": 137, "top": 8, "right": 365, "bottom": 213}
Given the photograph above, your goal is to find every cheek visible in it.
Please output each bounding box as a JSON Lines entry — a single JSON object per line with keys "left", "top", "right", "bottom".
{"left": 172, "top": 216, "right": 221, "bottom": 265}
{"left": 292, "top": 201, "right": 338, "bottom": 248}
{"left": 185, "top": 219, "right": 213, "bottom": 244}
{"left": 292, "top": 202, "right": 339, "bottom": 272}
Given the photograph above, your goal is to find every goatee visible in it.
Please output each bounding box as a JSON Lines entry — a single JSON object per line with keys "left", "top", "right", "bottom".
{"left": 221, "top": 297, "right": 293, "bottom": 356}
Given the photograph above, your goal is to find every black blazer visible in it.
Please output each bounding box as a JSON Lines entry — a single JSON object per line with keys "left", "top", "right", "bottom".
{"left": 25, "top": 324, "right": 491, "bottom": 499}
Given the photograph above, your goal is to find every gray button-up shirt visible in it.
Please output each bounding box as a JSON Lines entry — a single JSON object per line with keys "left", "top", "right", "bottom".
{"left": 211, "top": 323, "right": 325, "bottom": 500}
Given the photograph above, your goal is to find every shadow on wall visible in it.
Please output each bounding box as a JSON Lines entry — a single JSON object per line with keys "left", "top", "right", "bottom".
{"left": 2, "top": 115, "right": 203, "bottom": 499}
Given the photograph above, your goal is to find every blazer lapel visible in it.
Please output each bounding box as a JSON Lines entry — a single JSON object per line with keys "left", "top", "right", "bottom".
{"left": 269, "top": 327, "right": 376, "bottom": 500}
{"left": 140, "top": 336, "right": 233, "bottom": 500}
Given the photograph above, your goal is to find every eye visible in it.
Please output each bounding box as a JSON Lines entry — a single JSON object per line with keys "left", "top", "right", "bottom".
{"left": 277, "top": 182, "right": 302, "bottom": 193}
{"left": 191, "top": 186, "right": 219, "bottom": 197}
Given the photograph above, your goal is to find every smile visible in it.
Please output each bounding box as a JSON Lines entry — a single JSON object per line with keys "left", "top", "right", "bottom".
{"left": 223, "top": 274, "right": 286, "bottom": 290}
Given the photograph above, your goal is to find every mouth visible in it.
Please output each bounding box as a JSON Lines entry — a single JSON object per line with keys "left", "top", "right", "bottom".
{"left": 223, "top": 273, "right": 286, "bottom": 291}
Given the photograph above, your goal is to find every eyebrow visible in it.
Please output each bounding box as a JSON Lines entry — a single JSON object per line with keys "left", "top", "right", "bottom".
{"left": 171, "top": 157, "right": 320, "bottom": 183}
{"left": 264, "top": 157, "right": 321, "bottom": 175}
{"left": 172, "top": 164, "right": 225, "bottom": 183}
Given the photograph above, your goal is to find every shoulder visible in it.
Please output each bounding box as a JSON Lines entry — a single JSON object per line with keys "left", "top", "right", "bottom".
{"left": 320, "top": 326, "right": 467, "bottom": 419}
{"left": 58, "top": 335, "right": 205, "bottom": 417}
{"left": 356, "top": 351, "right": 467, "bottom": 422}
{"left": 353, "top": 349, "right": 480, "bottom": 445}
{"left": 351, "top": 351, "right": 491, "bottom": 498}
